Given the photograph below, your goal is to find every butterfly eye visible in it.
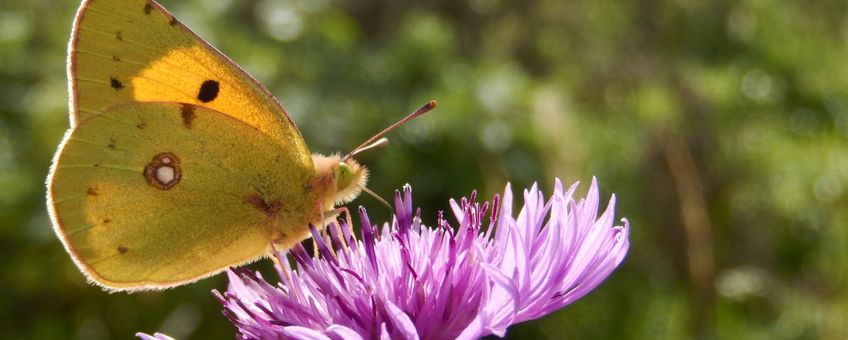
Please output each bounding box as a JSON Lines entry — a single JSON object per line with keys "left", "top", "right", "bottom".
{"left": 336, "top": 162, "right": 354, "bottom": 189}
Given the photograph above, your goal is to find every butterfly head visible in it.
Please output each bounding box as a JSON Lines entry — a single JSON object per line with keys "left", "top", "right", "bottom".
{"left": 310, "top": 154, "right": 369, "bottom": 209}
{"left": 333, "top": 157, "right": 368, "bottom": 204}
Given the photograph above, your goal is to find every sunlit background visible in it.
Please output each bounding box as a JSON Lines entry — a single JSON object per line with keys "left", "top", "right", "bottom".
{"left": 2, "top": 0, "right": 847, "bottom": 338}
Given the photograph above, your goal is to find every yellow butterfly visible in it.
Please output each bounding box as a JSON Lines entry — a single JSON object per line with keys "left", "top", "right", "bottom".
{"left": 47, "top": 0, "right": 434, "bottom": 291}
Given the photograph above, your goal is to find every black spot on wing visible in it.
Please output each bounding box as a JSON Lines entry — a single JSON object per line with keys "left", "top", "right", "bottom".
{"left": 197, "top": 80, "right": 219, "bottom": 103}
{"left": 117, "top": 245, "right": 128, "bottom": 254}
{"left": 144, "top": 3, "right": 153, "bottom": 15}
{"left": 116, "top": 30, "right": 123, "bottom": 41}
{"left": 110, "top": 77, "right": 124, "bottom": 90}
{"left": 169, "top": 17, "right": 178, "bottom": 26}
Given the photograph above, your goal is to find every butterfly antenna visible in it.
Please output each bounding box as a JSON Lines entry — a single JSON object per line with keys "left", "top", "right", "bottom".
{"left": 343, "top": 100, "right": 437, "bottom": 161}
{"left": 350, "top": 137, "right": 389, "bottom": 157}
{"left": 359, "top": 184, "right": 392, "bottom": 210}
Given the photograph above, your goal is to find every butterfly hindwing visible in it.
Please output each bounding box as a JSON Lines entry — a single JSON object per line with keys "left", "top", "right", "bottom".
{"left": 48, "top": 102, "right": 315, "bottom": 290}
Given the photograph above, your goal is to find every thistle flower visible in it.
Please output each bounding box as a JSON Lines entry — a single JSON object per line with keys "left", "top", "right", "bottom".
{"left": 215, "top": 178, "right": 629, "bottom": 339}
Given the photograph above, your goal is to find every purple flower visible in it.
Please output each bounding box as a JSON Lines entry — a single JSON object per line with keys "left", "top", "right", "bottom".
{"left": 215, "top": 178, "right": 629, "bottom": 339}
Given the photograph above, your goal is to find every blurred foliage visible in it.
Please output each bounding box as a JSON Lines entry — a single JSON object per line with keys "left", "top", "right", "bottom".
{"left": 1, "top": 0, "right": 847, "bottom": 338}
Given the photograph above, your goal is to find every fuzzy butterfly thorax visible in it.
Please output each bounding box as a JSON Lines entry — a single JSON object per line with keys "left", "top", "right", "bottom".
{"left": 258, "top": 154, "right": 367, "bottom": 251}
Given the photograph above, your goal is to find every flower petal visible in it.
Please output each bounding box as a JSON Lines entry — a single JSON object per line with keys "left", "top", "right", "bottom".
{"left": 135, "top": 333, "right": 175, "bottom": 340}
{"left": 281, "top": 326, "right": 333, "bottom": 340}
{"left": 480, "top": 262, "right": 519, "bottom": 335}
{"left": 384, "top": 300, "right": 420, "bottom": 340}
{"left": 326, "top": 325, "right": 364, "bottom": 340}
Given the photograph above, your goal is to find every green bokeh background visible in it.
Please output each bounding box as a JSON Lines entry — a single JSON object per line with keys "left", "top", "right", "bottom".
{"left": 2, "top": 0, "right": 847, "bottom": 338}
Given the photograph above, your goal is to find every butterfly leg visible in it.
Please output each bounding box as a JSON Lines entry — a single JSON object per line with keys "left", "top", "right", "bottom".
{"left": 312, "top": 201, "right": 324, "bottom": 257}
{"left": 322, "top": 206, "right": 352, "bottom": 249}
{"left": 315, "top": 207, "right": 350, "bottom": 252}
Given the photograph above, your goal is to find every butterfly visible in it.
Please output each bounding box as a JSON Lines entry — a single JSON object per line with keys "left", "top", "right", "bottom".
{"left": 47, "top": 0, "right": 434, "bottom": 291}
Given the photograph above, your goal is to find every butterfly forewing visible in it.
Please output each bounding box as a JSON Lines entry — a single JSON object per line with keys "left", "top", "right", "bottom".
{"left": 69, "top": 0, "right": 311, "bottom": 169}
